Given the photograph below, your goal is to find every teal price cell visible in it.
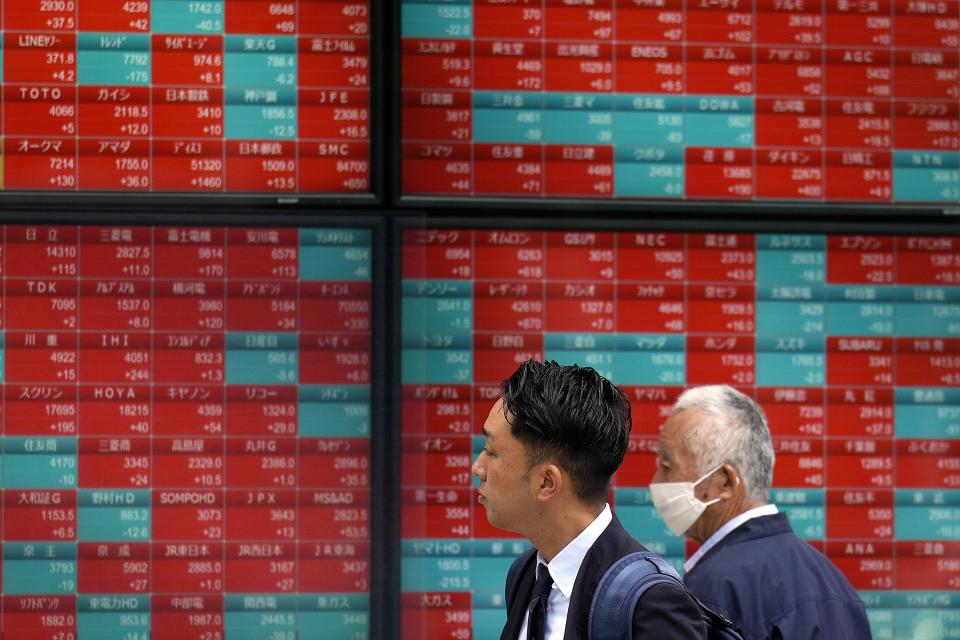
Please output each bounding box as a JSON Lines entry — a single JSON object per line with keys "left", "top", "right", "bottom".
{"left": 613, "top": 94, "right": 684, "bottom": 146}
{"left": 3, "top": 542, "right": 77, "bottom": 594}
{"left": 299, "top": 228, "right": 371, "bottom": 281}
{"left": 545, "top": 335, "right": 614, "bottom": 380}
{"left": 473, "top": 91, "right": 544, "bottom": 143}
{"left": 773, "top": 488, "right": 827, "bottom": 538}
{"left": 541, "top": 94, "right": 615, "bottom": 145}
{"left": 402, "top": 0, "right": 472, "bottom": 38}
{"left": 78, "top": 490, "right": 151, "bottom": 542}
{"left": 825, "top": 286, "right": 896, "bottom": 336}
{"left": 3, "top": 437, "right": 77, "bottom": 488}
{"left": 891, "top": 592, "right": 960, "bottom": 640}
{"left": 895, "top": 388, "right": 960, "bottom": 438}
{"left": 755, "top": 336, "right": 825, "bottom": 387}
{"left": 612, "top": 333, "right": 685, "bottom": 385}
{"left": 684, "top": 95, "right": 754, "bottom": 147}
{"left": 78, "top": 595, "right": 149, "bottom": 640}
{"left": 614, "top": 146, "right": 684, "bottom": 198}
{"left": 151, "top": 0, "right": 224, "bottom": 34}
{"left": 225, "top": 595, "right": 297, "bottom": 640}
{"left": 860, "top": 592, "right": 895, "bottom": 640}
{"left": 300, "top": 385, "right": 370, "bottom": 437}
{"left": 225, "top": 36, "right": 295, "bottom": 86}
{"left": 894, "top": 286, "right": 960, "bottom": 337}
{"left": 757, "top": 302, "right": 826, "bottom": 336}
{"left": 77, "top": 34, "right": 151, "bottom": 86}
{"left": 894, "top": 490, "right": 960, "bottom": 540}
{"left": 756, "top": 236, "right": 826, "bottom": 285}
{"left": 474, "top": 590, "right": 508, "bottom": 640}
{"left": 402, "top": 332, "right": 472, "bottom": 384}
{"left": 402, "top": 283, "right": 473, "bottom": 334}
{"left": 297, "top": 594, "right": 368, "bottom": 640}
{"left": 225, "top": 105, "right": 296, "bottom": 139}
{"left": 893, "top": 151, "right": 960, "bottom": 202}
{"left": 402, "top": 548, "right": 472, "bottom": 592}
{"left": 226, "top": 333, "right": 297, "bottom": 384}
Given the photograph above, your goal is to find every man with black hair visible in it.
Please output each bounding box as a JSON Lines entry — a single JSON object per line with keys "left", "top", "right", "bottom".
{"left": 473, "top": 359, "right": 705, "bottom": 640}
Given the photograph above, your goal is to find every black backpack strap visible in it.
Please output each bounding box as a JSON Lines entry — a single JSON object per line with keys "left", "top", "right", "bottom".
{"left": 588, "top": 551, "right": 683, "bottom": 640}
{"left": 505, "top": 546, "right": 538, "bottom": 610}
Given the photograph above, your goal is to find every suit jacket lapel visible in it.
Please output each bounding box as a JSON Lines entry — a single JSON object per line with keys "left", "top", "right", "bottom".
{"left": 501, "top": 563, "right": 536, "bottom": 640}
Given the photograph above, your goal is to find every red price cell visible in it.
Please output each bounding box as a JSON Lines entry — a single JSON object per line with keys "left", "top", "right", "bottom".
{"left": 895, "top": 0, "right": 960, "bottom": 47}
{"left": 474, "top": 230, "right": 545, "bottom": 280}
{"left": 300, "top": 333, "right": 371, "bottom": 384}
{"left": 225, "top": 438, "right": 297, "bottom": 489}
{"left": 400, "top": 489, "right": 473, "bottom": 539}
{"left": 300, "top": 88, "right": 369, "bottom": 138}
{"left": 225, "top": 141, "right": 297, "bottom": 193}
{"left": 685, "top": 147, "right": 755, "bottom": 200}
{"left": 545, "top": 282, "right": 614, "bottom": 332}
{"left": 476, "top": 0, "right": 544, "bottom": 38}
{"left": 226, "top": 0, "right": 295, "bottom": 34}
{"left": 895, "top": 541, "right": 960, "bottom": 591}
{"left": 825, "top": 0, "right": 893, "bottom": 46}
{"left": 4, "top": 331, "right": 78, "bottom": 383}
{"left": 895, "top": 50, "right": 960, "bottom": 100}
{"left": 402, "top": 142, "right": 473, "bottom": 195}
{"left": 543, "top": 144, "right": 614, "bottom": 197}
{"left": 402, "top": 39, "right": 472, "bottom": 90}
{"left": 824, "top": 150, "right": 892, "bottom": 201}
{"left": 152, "top": 438, "right": 225, "bottom": 489}
{"left": 687, "top": 2, "right": 754, "bottom": 44}
{"left": 4, "top": 33, "right": 77, "bottom": 82}
{"left": 402, "top": 90, "right": 471, "bottom": 142}
{"left": 152, "top": 140, "right": 227, "bottom": 191}
{"left": 154, "top": 281, "right": 226, "bottom": 332}
{"left": 826, "top": 387, "right": 894, "bottom": 437}
{"left": 151, "top": 595, "right": 224, "bottom": 640}
{"left": 225, "top": 385, "right": 296, "bottom": 437}
{"left": 473, "top": 384, "right": 501, "bottom": 434}
{"left": 897, "top": 338, "right": 960, "bottom": 386}
{"left": 756, "top": 0, "right": 825, "bottom": 45}
{"left": 299, "top": 437, "right": 371, "bottom": 488}
{"left": 544, "top": 42, "right": 613, "bottom": 92}
{"left": 299, "top": 37, "right": 369, "bottom": 88}
{"left": 826, "top": 489, "right": 894, "bottom": 539}
{"left": 474, "top": 144, "right": 545, "bottom": 196}
{"left": 402, "top": 228, "right": 472, "bottom": 279}
{"left": 894, "top": 100, "right": 960, "bottom": 152}
{"left": 686, "top": 335, "right": 756, "bottom": 385}
{"left": 298, "top": 489, "right": 370, "bottom": 540}
{"left": 4, "top": 383, "right": 78, "bottom": 436}
{"left": 4, "top": 137, "right": 79, "bottom": 190}
{"left": 78, "top": 86, "right": 150, "bottom": 138}
{"left": 150, "top": 490, "right": 224, "bottom": 541}
{"left": 300, "top": 140, "right": 370, "bottom": 192}
{"left": 401, "top": 385, "right": 473, "bottom": 436}
{"left": 615, "top": 43, "right": 684, "bottom": 93}
{"left": 757, "top": 387, "right": 826, "bottom": 437}
{"left": 153, "top": 385, "right": 224, "bottom": 437}
{"left": 153, "top": 229, "right": 225, "bottom": 277}
{"left": 687, "top": 233, "right": 756, "bottom": 282}
{"left": 77, "top": 139, "right": 151, "bottom": 190}
{"left": 401, "top": 592, "right": 472, "bottom": 640}
{"left": 153, "top": 333, "right": 225, "bottom": 384}
{"left": 226, "top": 280, "right": 297, "bottom": 331}
{"left": 401, "top": 436, "right": 473, "bottom": 488}
{"left": 3, "top": 490, "right": 76, "bottom": 540}
{"left": 616, "top": 233, "right": 686, "bottom": 281}
{"left": 474, "top": 41, "right": 544, "bottom": 91}
{"left": 756, "top": 149, "right": 824, "bottom": 199}
{"left": 474, "top": 333, "right": 544, "bottom": 383}
{"left": 756, "top": 98, "right": 824, "bottom": 148}
{"left": 827, "top": 235, "right": 895, "bottom": 283}
{"left": 617, "top": 283, "right": 685, "bottom": 333}
{"left": 78, "top": 543, "right": 150, "bottom": 593}
{"left": 79, "top": 280, "right": 151, "bottom": 330}
{"left": 5, "top": 225, "right": 78, "bottom": 276}
{"left": 152, "top": 89, "right": 225, "bottom": 139}
{"left": 826, "top": 98, "right": 892, "bottom": 149}
{"left": 151, "top": 35, "right": 224, "bottom": 85}
{"left": 300, "top": 0, "right": 370, "bottom": 35}
{"left": 896, "top": 440, "right": 960, "bottom": 489}
{"left": 772, "top": 438, "right": 825, "bottom": 487}
{"left": 79, "top": 0, "right": 149, "bottom": 31}
{"left": 3, "top": 595, "right": 77, "bottom": 640}
{"left": 151, "top": 544, "right": 224, "bottom": 593}
{"left": 78, "top": 437, "right": 150, "bottom": 488}
{"left": 625, "top": 387, "right": 683, "bottom": 437}
{"left": 896, "top": 236, "right": 960, "bottom": 284}
{"left": 827, "top": 439, "right": 895, "bottom": 488}
{"left": 225, "top": 489, "right": 297, "bottom": 540}
{"left": 826, "top": 337, "right": 894, "bottom": 386}
{"left": 688, "top": 284, "right": 755, "bottom": 333}
{"left": 474, "top": 282, "right": 545, "bottom": 332}
{"left": 547, "top": 0, "right": 613, "bottom": 39}
{"left": 686, "top": 46, "right": 754, "bottom": 95}
{"left": 616, "top": 0, "right": 685, "bottom": 42}
{"left": 78, "top": 383, "right": 151, "bottom": 435}
{"left": 826, "top": 540, "right": 894, "bottom": 589}
{"left": 617, "top": 436, "right": 660, "bottom": 484}
{"left": 227, "top": 228, "right": 298, "bottom": 278}
{"left": 546, "top": 231, "right": 615, "bottom": 280}
{"left": 299, "top": 542, "right": 371, "bottom": 592}
{"left": 756, "top": 47, "right": 823, "bottom": 96}
{"left": 4, "top": 85, "right": 77, "bottom": 136}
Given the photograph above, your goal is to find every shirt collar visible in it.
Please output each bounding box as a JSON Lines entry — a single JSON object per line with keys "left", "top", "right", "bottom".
{"left": 684, "top": 504, "right": 779, "bottom": 573}
{"left": 537, "top": 504, "right": 612, "bottom": 598}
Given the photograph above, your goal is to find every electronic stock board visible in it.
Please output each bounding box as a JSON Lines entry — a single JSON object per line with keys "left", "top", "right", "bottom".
{"left": 0, "top": 224, "right": 373, "bottom": 640}
{"left": 400, "top": 0, "right": 960, "bottom": 206}
{"left": 0, "top": 0, "right": 373, "bottom": 197}
{"left": 401, "top": 226, "right": 960, "bottom": 639}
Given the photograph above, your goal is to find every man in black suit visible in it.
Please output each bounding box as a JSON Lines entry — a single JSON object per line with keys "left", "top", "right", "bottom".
{"left": 472, "top": 360, "right": 705, "bottom": 640}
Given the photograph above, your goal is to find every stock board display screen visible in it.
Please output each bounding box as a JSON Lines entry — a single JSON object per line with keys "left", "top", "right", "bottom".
{"left": 400, "top": 1, "right": 960, "bottom": 204}
{"left": 0, "top": 0, "right": 371, "bottom": 195}
{"left": 0, "top": 225, "right": 372, "bottom": 639}
{"left": 401, "top": 227, "right": 959, "bottom": 639}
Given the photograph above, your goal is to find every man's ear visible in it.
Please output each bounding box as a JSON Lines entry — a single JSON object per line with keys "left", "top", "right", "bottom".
{"left": 717, "top": 463, "right": 739, "bottom": 499}
{"left": 537, "top": 463, "right": 563, "bottom": 501}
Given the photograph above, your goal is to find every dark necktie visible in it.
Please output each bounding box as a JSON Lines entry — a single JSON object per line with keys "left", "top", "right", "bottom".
{"left": 526, "top": 563, "right": 554, "bottom": 640}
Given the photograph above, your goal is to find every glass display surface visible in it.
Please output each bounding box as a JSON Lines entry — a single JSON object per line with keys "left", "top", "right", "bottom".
{"left": 401, "top": 226, "right": 959, "bottom": 639}
{"left": 0, "top": 0, "right": 372, "bottom": 196}
{"left": 0, "top": 224, "right": 372, "bottom": 640}
{"left": 400, "top": 1, "right": 960, "bottom": 205}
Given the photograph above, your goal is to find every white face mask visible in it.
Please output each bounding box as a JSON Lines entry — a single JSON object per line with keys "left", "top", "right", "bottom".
{"left": 650, "top": 466, "right": 722, "bottom": 535}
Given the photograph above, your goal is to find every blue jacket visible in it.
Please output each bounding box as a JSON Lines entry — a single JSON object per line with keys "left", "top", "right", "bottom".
{"left": 684, "top": 512, "right": 871, "bottom": 640}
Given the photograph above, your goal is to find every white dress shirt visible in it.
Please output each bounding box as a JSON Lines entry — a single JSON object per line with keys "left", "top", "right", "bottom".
{"left": 517, "top": 504, "right": 613, "bottom": 640}
{"left": 683, "top": 504, "right": 779, "bottom": 573}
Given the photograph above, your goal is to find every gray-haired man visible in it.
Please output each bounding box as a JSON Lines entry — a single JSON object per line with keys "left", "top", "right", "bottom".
{"left": 650, "top": 384, "right": 872, "bottom": 639}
